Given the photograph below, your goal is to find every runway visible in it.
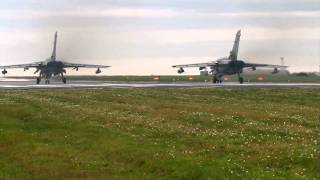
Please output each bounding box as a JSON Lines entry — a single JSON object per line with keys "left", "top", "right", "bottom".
{"left": 1, "top": 78, "right": 320, "bottom": 89}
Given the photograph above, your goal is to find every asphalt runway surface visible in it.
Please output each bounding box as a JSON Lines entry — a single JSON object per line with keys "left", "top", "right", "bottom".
{"left": 1, "top": 78, "right": 320, "bottom": 89}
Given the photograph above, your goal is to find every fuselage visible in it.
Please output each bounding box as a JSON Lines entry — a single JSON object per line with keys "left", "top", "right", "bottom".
{"left": 212, "top": 58, "right": 245, "bottom": 75}
{"left": 39, "top": 31, "right": 65, "bottom": 79}
{"left": 40, "top": 59, "right": 65, "bottom": 78}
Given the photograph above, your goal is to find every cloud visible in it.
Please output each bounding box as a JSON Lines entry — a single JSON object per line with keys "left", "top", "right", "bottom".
{"left": 1, "top": 7, "right": 319, "bottom": 32}
{"left": 192, "top": 11, "right": 320, "bottom": 18}
{"left": 138, "top": 27, "right": 320, "bottom": 44}
{"left": 0, "top": 0, "right": 319, "bottom": 74}
{"left": 1, "top": 6, "right": 319, "bottom": 20}
{"left": 0, "top": 8, "right": 177, "bottom": 20}
{"left": 85, "top": 8, "right": 177, "bottom": 17}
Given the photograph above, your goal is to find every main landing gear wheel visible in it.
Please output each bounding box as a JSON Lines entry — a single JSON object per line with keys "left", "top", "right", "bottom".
{"left": 239, "top": 77, "right": 244, "bottom": 84}
{"left": 36, "top": 77, "right": 40, "bottom": 84}
{"left": 213, "top": 77, "right": 222, "bottom": 84}
{"left": 213, "top": 77, "right": 217, "bottom": 83}
{"left": 62, "top": 77, "right": 66, "bottom": 84}
{"left": 45, "top": 79, "right": 50, "bottom": 84}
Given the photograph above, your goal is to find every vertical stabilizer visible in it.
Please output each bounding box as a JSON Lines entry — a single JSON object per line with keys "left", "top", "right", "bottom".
{"left": 229, "top": 30, "right": 241, "bottom": 61}
{"left": 51, "top": 31, "right": 58, "bottom": 61}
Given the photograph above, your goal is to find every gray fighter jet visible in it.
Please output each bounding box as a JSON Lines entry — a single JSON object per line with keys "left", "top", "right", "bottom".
{"left": 172, "top": 30, "right": 287, "bottom": 83}
{"left": 0, "top": 32, "right": 110, "bottom": 84}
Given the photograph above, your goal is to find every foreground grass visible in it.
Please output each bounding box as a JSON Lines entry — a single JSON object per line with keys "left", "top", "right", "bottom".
{"left": 0, "top": 88, "right": 319, "bottom": 179}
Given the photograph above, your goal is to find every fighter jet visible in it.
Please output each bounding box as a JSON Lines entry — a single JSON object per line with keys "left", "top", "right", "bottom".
{"left": 172, "top": 30, "right": 287, "bottom": 83}
{"left": 0, "top": 32, "right": 110, "bottom": 84}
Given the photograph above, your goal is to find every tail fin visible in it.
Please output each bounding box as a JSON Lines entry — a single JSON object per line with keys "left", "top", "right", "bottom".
{"left": 51, "top": 31, "right": 58, "bottom": 61}
{"left": 229, "top": 30, "right": 241, "bottom": 61}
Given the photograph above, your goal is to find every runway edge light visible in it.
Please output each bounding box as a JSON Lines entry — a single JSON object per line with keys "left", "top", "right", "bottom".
{"left": 153, "top": 76, "right": 160, "bottom": 81}
{"left": 258, "top": 75, "right": 265, "bottom": 81}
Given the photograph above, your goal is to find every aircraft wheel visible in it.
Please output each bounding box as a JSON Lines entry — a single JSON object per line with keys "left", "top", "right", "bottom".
{"left": 239, "top": 77, "right": 244, "bottom": 84}
{"left": 36, "top": 78, "right": 40, "bottom": 84}
{"left": 213, "top": 77, "right": 218, "bottom": 84}
{"left": 62, "top": 77, "right": 66, "bottom": 84}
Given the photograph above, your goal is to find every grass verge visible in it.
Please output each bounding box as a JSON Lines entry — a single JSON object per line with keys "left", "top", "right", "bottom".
{"left": 0, "top": 88, "right": 319, "bottom": 179}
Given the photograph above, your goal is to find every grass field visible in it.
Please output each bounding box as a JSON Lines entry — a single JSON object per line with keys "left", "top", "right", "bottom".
{"left": 0, "top": 88, "right": 319, "bottom": 179}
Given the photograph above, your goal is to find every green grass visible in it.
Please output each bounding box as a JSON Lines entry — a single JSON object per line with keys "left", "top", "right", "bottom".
{"left": 0, "top": 88, "right": 319, "bottom": 179}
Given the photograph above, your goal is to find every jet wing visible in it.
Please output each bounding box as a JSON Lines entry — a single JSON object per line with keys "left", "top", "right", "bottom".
{"left": 244, "top": 63, "right": 288, "bottom": 69}
{"left": 0, "top": 62, "right": 45, "bottom": 69}
{"left": 172, "top": 62, "right": 216, "bottom": 68}
{"left": 63, "top": 62, "right": 111, "bottom": 69}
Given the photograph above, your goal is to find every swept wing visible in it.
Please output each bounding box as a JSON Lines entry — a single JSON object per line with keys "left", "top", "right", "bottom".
{"left": 172, "top": 62, "right": 216, "bottom": 68}
{"left": 244, "top": 62, "right": 288, "bottom": 69}
{"left": 62, "top": 62, "right": 111, "bottom": 69}
{"left": 0, "top": 61, "right": 45, "bottom": 69}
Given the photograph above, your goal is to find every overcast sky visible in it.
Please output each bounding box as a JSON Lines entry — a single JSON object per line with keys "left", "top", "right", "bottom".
{"left": 0, "top": 0, "right": 319, "bottom": 75}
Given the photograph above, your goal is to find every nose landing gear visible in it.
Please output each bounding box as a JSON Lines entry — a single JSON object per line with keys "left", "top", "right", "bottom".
{"left": 212, "top": 74, "right": 223, "bottom": 84}
{"left": 212, "top": 76, "right": 222, "bottom": 83}
{"left": 212, "top": 73, "right": 244, "bottom": 84}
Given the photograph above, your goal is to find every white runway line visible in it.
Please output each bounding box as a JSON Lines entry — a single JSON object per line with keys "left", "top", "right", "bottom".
{"left": 0, "top": 82, "right": 320, "bottom": 89}
{"left": 0, "top": 78, "right": 32, "bottom": 82}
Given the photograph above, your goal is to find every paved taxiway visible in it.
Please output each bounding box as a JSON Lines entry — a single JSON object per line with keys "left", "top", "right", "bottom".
{"left": 1, "top": 78, "right": 320, "bottom": 89}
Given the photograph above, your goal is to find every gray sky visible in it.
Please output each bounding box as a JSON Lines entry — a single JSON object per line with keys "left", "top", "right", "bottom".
{"left": 0, "top": 0, "right": 319, "bottom": 75}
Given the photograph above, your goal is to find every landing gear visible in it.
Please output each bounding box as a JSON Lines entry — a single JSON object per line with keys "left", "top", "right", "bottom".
{"left": 239, "top": 77, "right": 244, "bottom": 84}
{"left": 61, "top": 72, "right": 67, "bottom": 84}
{"left": 237, "top": 73, "right": 244, "bottom": 84}
{"left": 212, "top": 76, "right": 222, "bottom": 84}
{"left": 45, "top": 79, "right": 50, "bottom": 84}
{"left": 213, "top": 76, "right": 218, "bottom": 83}
{"left": 36, "top": 77, "right": 41, "bottom": 84}
{"left": 62, "top": 77, "right": 66, "bottom": 84}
